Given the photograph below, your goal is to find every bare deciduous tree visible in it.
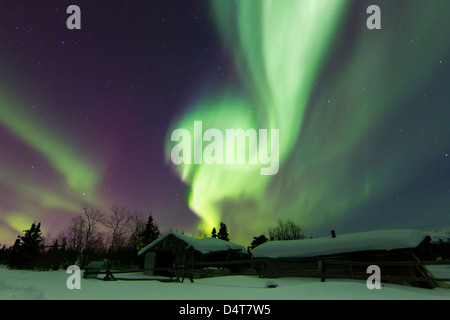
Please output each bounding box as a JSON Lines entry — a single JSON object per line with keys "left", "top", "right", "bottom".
{"left": 127, "top": 210, "right": 146, "bottom": 250}
{"left": 65, "top": 215, "right": 85, "bottom": 253}
{"left": 102, "top": 204, "right": 131, "bottom": 250}
{"left": 81, "top": 202, "right": 104, "bottom": 252}
{"left": 268, "top": 220, "right": 305, "bottom": 241}
{"left": 192, "top": 230, "right": 208, "bottom": 239}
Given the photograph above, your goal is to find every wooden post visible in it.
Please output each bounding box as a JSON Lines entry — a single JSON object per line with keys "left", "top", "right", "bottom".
{"left": 104, "top": 269, "right": 117, "bottom": 281}
{"left": 183, "top": 262, "right": 194, "bottom": 283}
{"left": 318, "top": 259, "right": 326, "bottom": 282}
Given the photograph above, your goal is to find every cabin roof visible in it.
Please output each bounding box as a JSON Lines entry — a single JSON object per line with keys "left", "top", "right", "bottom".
{"left": 252, "top": 229, "right": 429, "bottom": 259}
{"left": 138, "top": 232, "right": 247, "bottom": 256}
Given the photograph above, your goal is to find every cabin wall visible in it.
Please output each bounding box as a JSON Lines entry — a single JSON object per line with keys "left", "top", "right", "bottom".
{"left": 260, "top": 259, "right": 352, "bottom": 278}
{"left": 144, "top": 252, "right": 156, "bottom": 276}
{"left": 256, "top": 249, "right": 438, "bottom": 288}
{"left": 142, "top": 235, "right": 249, "bottom": 277}
{"left": 143, "top": 236, "right": 190, "bottom": 276}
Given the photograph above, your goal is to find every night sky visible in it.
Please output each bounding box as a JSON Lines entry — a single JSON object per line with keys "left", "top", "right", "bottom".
{"left": 0, "top": 0, "right": 448, "bottom": 247}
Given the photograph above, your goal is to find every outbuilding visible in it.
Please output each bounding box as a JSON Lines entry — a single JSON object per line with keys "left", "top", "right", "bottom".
{"left": 252, "top": 229, "right": 442, "bottom": 288}
{"left": 138, "top": 232, "right": 248, "bottom": 277}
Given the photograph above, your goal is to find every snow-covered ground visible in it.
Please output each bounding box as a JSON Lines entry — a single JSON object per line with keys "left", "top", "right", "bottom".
{"left": 0, "top": 265, "right": 449, "bottom": 300}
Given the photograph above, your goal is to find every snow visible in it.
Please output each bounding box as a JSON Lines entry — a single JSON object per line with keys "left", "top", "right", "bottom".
{"left": 426, "top": 228, "right": 450, "bottom": 243}
{"left": 138, "top": 232, "right": 247, "bottom": 256}
{"left": 0, "top": 266, "right": 449, "bottom": 300}
{"left": 252, "top": 229, "right": 428, "bottom": 259}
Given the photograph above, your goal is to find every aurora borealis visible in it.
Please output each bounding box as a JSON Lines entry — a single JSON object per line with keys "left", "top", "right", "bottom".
{"left": 0, "top": 0, "right": 449, "bottom": 247}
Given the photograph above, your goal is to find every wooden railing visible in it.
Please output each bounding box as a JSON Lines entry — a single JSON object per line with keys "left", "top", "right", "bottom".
{"left": 82, "top": 258, "right": 450, "bottom": 288}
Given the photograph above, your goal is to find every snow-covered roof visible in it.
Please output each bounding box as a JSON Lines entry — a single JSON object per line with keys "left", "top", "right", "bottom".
{"left": 252, "top": 229, "right": 429, "bottom": 259}
{"left": 426, "top": 229, "right": 450, "bottom": 244}
{"left": 138, "top": 232, "right": 247, "bottom": 256}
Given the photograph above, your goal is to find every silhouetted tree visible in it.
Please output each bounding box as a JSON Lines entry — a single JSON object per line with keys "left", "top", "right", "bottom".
{"left": 81, "top": 202, "right": 104, "bottom": 253}
{"left": 9, "top": 237, "right": 21, "bottom": 268}
{"left": 9, "top": 222, "right": 43, "bottom": 269}
{"left": 139, "top": 214, "right": 160, "bottom": 250}
{"left": 0, "top": 244, "right": 7, "bottom": 265}
{"left": 250, "top": 235, "right": 268, "bottom": 250}
{"left": 102, "top": 204, "right": 131, "bottom": 251}
{"left": 268, "top": 220, "right": 304, "bottom": 241}
{"left": 57, "top": 203, "right": 105, "bottom": 267}
{"left": 47, "top": 240, "right": 61, "bottom": 270}
{"left": 211, "top": 227, "right": 217, "bottom": 238}
{"left": 217, "top": 222, "right": 229, "bottom": 242}
{"left": 127, "top": 210, "right": 146, "bottom": 250}
{"left": 193, "top": 230, "right": 208, "bottom": 239}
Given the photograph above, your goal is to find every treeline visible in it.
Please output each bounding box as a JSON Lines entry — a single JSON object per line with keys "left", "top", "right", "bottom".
{"left": 0, "top": 201, "right": 308, "bottom": 271}
{"left": 0, "top": 202, "right": 161, "bottom": 270}
{"left": 249, "top": 219, "right": 305, "bottom": 250}
{"left": 206, "top": 219, "right": 305, "bottom": 251}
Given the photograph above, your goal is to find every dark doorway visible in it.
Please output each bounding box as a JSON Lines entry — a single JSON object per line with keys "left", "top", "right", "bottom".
{"left": 155, "top": 251, "right": 175, "bottom": 276}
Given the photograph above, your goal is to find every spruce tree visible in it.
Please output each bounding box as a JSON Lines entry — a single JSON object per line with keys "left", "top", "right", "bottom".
{"left": 217, "top": 222, "right": 229, "bottom": 242}
{"left": 139, "top": 214, "right": 160, "bottom": 249}
{"left": 8, "top": 237, "right": 21, "bottom": 269}
{"left": 11, "top": 222, "right": 43, "bottom": 269}
{"left": 250, "top": 235, "right": 268, "bottom": 249}
{"left": 21, "top": 222, "right": 43, "bottom": 247}
{"left": 48, "top": 240, "right": 61, "bottom": 270}
{"left": 0, "top": 244, "right": 6, "bottom": 265}
{"left": 211, "top": 227, "right": 217, "bottom": 238}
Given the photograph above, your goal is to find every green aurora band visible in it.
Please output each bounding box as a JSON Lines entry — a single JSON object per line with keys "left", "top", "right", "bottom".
{"left": 166, "top": 0, "right": 449, "bottom": 244}
{"left": 0, "top": 90, "right": 100, "bottom": 196}
{"left": 166, "top": 0, "right": 349, "bottom": 236}
{"left": 0, "top": 89, "right": 101, "bottom": 237}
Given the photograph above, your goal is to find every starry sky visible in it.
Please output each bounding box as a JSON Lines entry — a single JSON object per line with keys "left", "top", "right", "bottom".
{"left": 0, "top": 0, "right": 448, "bottom": 247}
